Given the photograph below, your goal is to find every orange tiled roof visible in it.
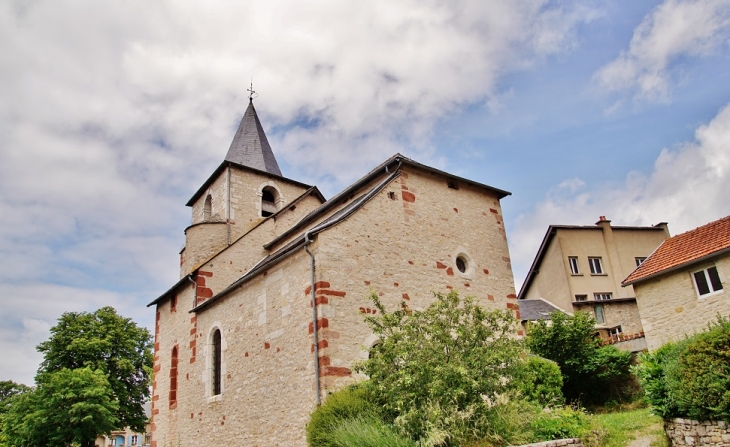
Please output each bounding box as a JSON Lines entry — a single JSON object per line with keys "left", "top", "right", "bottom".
{"left": 623, "top": 215, "right": 730, "bottom": 286}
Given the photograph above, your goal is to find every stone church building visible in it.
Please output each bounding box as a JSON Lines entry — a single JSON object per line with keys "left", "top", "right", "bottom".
{"left": 148, "top": 100, "right": 519, "bottom": 446}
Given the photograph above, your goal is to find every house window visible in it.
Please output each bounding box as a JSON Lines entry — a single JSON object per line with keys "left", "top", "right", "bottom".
{"left": 693, "top": 266, "right": 723, "bottom": 297}
{"left": 635, "top": 257, "right": 646, "bottom": 267}
{"left": 594, "top": 293, "right": 612, "bottom": 301}
{"left": 456, "top": 256, "right": 467, "bottom": 273}
{"left": 568, "top": 257, "right": 579, "bottom": 275}
{"left": 594, "top": 305, "right": 605, "bottom": 324}
{"left": 169, "top": 346, "right": 178, "bottom": 408}
{"left": 170, "top": 294, "right": 177, "bottom": 312}
{"left": 575, "top": 294, "right": 587, "bottom": 302}
{"left": 608, "top": 326, "right": 622, "bottom": 337}
{"left": 588, "top": 257, "right": 604, "bottom": 275}
{"left": 212, "top": 328, "right": 222, "bottom": 396}
{"left": 131, "top": 435, "right": 138, "bottom": 445}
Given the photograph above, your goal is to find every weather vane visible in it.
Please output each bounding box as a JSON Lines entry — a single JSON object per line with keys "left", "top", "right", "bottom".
{"left": 247, "top": 79, "right": 258, "bottom": 102}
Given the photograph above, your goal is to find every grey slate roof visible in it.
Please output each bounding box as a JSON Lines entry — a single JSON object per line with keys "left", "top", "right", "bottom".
{"left": 225, "top": 100, "right": 282, "bottom": 176}
{"left": 518, "top": 298, "right": 568, "bottom": 321}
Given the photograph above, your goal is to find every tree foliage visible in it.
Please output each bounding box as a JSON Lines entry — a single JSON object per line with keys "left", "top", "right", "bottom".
{"left": 513, "top": 355, "right": 564, "bottom": 407}
{"left": 0, "top": 381, "right": 30, "bottom": 414}
{"left": 2, "top": 368, "right": 118, "bottom": 447}
{"left": 525, "top": 311, "right": 632, "bottom": 406}
{"left": 36, "top": 306, "right": 153, "bottom": 433}
{"left": 354, "top": 291, "right": 524, "bottom": 444}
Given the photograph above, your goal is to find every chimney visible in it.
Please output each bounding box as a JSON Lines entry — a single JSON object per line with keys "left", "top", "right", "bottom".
{"left": 595, "top": 216, "right": 611, "bottom": 226}
{"left": 653, "top": 221, "right": 670, "bottom": 238}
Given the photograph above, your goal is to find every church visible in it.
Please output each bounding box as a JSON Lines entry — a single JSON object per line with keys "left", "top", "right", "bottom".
{"left": 148, "top": 99, "right": 519, "bottom": 446}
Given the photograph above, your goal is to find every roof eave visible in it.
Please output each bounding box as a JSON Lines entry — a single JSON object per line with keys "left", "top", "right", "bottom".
{"left": 623, "top": 246, "right": 730, "bottom": 287}
{"left": 185, "top": 161, "right": 315, "bottom": 207}
{"left": 147, "top": 275, "right": 192, "bottom": 307}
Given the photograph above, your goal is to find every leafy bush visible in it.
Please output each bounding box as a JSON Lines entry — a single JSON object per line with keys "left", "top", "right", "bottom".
{"left": 635, "top": 316, "right": 730, "bottom": 422}
{"left": 525, "top": 311, "right": 633, "bottom": 406}
{"left": 513, "top": 355, "right": 564, "bottom": 407}
{"left": 307, "top": 383, "right": 381, "bottom": 447}
{"left": 633, "top": 340, "right": 686, "bottom": 418}
{"left": 354, "top": 291, "right": 524, "bottom": 445}
{"left": 673, "top": 317, "right": 730, "bottom": 421}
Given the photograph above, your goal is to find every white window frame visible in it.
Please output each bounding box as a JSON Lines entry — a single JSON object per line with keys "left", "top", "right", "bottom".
{"left": 588, "top": 257, "right": 604, "bottom": 275}
{"left": 692, "top": 266, "right": 724, "bottom": 298}
{"left": 568, "top": 257, "right": 579, "bottom": 275}
{"left": 594, "top": 293, "right": 612, "bottom": 301}
{"left": 608, "top": 326, "right": 622, "bottom": 337}
{"left": 574, "top": 294, "right": 587, "bottom": 302}
{"left": 635, "top": 257, "right": 646, "bottom": 267}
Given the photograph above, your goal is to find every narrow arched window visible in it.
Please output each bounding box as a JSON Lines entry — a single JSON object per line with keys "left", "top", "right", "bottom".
{"left": 169, "top": 346, "right": 178, "bottom": 407}
{"left": 203, "top": 195, "right": 212, "bottom": 220}
{"left": 261, "top": 187, "right": 279, "bottom": 217}
{"left": 212, "top": 329, "right": 222, "bottom": 395}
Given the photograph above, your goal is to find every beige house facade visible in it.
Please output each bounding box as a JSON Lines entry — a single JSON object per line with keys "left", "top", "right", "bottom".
{"left": 148, "top": 100, "right": 519, "bottom": 447}
{"left": 623, "top": 215, "right": 729, "bottom": 351}
{"left": 518, "top": 217, "right": 669, "bottom": 350}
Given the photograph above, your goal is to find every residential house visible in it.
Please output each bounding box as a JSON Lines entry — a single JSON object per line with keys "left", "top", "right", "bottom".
{"left": 622, "top": 215, "right": 729, "bottom": 351}
{"left": 518, "top": 217, "right": 669, "bottom": 351}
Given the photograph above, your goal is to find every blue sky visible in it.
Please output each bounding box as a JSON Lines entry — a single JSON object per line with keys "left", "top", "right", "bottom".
{"left": 2, "top": 0, "right": 730, "bottom": 384}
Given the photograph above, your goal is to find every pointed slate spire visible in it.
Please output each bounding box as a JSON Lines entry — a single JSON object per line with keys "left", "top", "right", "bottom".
{"left": 224, "top": 100, "right": 283, "bottom": 176}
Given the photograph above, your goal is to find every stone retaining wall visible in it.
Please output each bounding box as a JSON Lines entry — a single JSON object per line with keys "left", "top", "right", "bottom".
{"left": 512, "top": 438, "right": 583, "bottom": 447}
{"left": 665, "top": 418, "right": 730, "bottom": 446}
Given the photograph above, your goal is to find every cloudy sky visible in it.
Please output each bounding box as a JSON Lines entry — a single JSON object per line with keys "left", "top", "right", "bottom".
{"left": 2, "top": 0, "right": 730, "bottom": 384}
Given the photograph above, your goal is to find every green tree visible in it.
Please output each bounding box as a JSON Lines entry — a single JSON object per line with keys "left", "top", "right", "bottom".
{"left": 36, "top": 306, "right": 153, "bottom": 433}
{"left": 354, "top": 291, "right": 524, "bottom": 444}
{"left": 2, "top": 368, "right": 118, "bottom": 447}
{"left": 525, "top": 311, "right": 632, "bottom": 406}
{"left": 0, "top": 381, "right": 30, "bottom": 414}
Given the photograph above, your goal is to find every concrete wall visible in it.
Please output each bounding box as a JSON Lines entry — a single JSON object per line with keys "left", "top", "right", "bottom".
{"left": 634, "top": 254, "right": 729, "bottom": 351}
{"left": 522, "top": 224, "right": 666, "bottom": 344}
{"left": 524, "top": 234, "right": 572, "bottom": 311}
{"left": 151, "top": 166, "right": 517, "bottom": 447}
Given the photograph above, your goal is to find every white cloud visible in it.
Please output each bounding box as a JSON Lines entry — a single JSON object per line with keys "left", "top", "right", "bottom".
{"left": 595, "top": 0, "right": 730, "bottom": 100}
{"left": 0, "top": 0, "right": 598, "bottom": 382}
{"left": 510, "top": 101, "right": 730, "bottom": 290}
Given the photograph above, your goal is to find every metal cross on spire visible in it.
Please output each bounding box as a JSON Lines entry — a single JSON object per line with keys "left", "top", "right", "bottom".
{"left": 247, "top": 80, "right": 258, "bottom": 102}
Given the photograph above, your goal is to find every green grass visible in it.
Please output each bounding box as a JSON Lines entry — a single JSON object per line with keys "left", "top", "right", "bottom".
{"left": 593, "top": 408, "right": 668, "bottom": 447}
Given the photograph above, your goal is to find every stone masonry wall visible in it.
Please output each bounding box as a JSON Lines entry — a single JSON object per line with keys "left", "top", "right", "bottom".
{"left": 603, "top": 300, "right": 643, "bottom": 335}
{"left": 153, "top": 250, "right": 318, "bottom": 447}
{"left": 634, "top": 254, "right": 729, "bottom": 351}
{"left": 190, "top": 193, "right": 324, "bottom": 301}
{"left": 154, "top": 164, "right": 517, "bottom": 447}
{"left": 182, "top": 187, "right": 322, "bottom": 279}
{"left": 312, "top": 166, "right": 517, "bottom": 392}
{"left": 665, "top": 418, "right": 730, "bottom": 446}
